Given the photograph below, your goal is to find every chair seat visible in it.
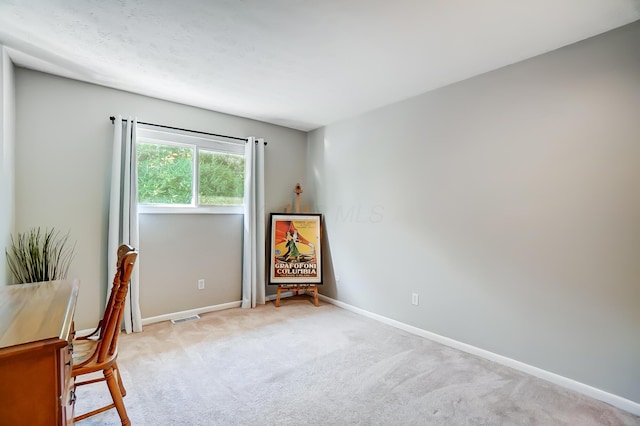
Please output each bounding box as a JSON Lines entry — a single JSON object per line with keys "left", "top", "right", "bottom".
{"left": 72, "top": 338, "right": 121, "bottom": 372}
{"left": 72, "top": 343, "right": 119, "bottom": 376}
{"left": 72, "top": 338, "right": 119, "bottom": 373}
{"left": 72, "top": 338, "right": 98, "bottom": 365}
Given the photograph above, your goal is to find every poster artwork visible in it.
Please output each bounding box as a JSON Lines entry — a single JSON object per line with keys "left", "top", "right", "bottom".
{"left": 269, "top": 214, "right": 322, "bottom": 284}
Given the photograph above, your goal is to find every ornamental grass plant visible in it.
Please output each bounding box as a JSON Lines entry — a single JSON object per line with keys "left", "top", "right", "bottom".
{"left": 5, "top": 227, "right": 76, "bottom": 284}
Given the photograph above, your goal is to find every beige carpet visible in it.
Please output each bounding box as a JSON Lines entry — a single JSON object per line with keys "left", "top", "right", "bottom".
{"left": 75, "top": 299, "right": 639, "bottom": 425}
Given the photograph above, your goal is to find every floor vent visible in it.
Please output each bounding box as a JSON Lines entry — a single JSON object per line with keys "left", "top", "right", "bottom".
{"left": 170, "top": 314, "right": 200, "bottom": 324}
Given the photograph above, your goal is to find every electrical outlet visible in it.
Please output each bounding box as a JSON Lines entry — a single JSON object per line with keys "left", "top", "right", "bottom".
{"left": 411, "top": 293, "right": 419, "bottom": 306}
{"left": 198, "top": 279, "right": 205, "bottom": 290}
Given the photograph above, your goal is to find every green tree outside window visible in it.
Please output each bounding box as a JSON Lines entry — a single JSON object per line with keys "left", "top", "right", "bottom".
{"left": 137, "top": 142, "right": 244, "bottom": 207}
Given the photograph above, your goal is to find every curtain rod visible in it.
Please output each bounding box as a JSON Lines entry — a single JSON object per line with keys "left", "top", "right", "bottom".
{"left": 109, "top": 116, "right": 267, "bottom": 145}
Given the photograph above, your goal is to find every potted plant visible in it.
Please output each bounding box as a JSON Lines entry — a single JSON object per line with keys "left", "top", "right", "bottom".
{"left": 5, "top": 227, "right": 76, "bottom": 284}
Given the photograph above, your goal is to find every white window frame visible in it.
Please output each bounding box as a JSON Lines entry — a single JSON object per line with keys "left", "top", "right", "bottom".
{"left": 136, "top": 126, "right": 245, "bottom": 215}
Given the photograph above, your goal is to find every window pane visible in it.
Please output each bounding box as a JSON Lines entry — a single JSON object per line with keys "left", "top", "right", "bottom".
{"left": 137, "top": 142, "right": 194, "bottom": 204}
{"left": 198, "top": 150, "right": 245, "bottom": 206}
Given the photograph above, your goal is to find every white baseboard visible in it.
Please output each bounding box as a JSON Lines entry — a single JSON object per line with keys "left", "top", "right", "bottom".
{"left": 141, "top": 301, "right": 242, "bottom": 326}
{"left": 318, "top": 294, "right": 640, "bottom": 416}
{"left": 143, "top": 292, "right": 294, "bottom": 323}
{"left": 76, "top": 301, "right": 242, "bottom": 336}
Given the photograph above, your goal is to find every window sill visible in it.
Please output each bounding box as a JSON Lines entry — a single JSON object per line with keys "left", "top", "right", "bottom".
{"left": 138, "top": 205, "right": 243, "bottom": 215}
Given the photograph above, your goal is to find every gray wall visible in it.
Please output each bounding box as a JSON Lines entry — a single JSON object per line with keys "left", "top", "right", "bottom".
{"left": 13, "top": 68, "right": 307, "bottom": 329}
{"left": 308, "top": 22, "right": 640, "bottom": 403}
{"left": 0, "top": 46, "right": 15, "bottom": 285}
{"left": 139, "top": 214, "right": 243, "bottom": 318}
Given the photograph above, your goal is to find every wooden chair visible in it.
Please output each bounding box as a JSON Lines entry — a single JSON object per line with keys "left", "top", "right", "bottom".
{"left": 72, "top": 245, "right": 138, "bottom": 425}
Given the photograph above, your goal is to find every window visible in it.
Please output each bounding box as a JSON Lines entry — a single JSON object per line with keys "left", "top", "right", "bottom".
{"left": 136, "top": 126, "right": 245, "bottom": 214}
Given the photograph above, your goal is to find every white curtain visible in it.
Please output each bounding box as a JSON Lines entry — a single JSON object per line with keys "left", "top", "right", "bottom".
{"left": 242, "top": 137, "right": 266, "bottom": 308}
{"left": 108, "top": 115, "right": 142, "bottom": 333}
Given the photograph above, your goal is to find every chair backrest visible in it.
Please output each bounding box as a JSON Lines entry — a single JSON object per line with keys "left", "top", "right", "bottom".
{"left": 99, "top": 244, "right": 135, "bottom": 339}
{"left": 97, "top": 246, "right": 138, "bottom": 363}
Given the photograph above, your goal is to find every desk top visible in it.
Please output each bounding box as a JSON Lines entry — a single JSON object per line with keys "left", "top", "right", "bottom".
{"left": 0, "top": 279, "right": 79, "bottom": 350}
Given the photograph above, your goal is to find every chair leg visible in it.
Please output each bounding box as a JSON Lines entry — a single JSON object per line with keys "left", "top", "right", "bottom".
{"left": 104, "top": 368, "right": 131, "bottom": 426}
{"left": 114, "top": 361, "right": 127, "bottom": 397}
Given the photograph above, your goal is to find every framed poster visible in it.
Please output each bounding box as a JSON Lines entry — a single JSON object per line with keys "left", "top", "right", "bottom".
{"left": 269, "top": 213, "right": 322, "bottom": 285}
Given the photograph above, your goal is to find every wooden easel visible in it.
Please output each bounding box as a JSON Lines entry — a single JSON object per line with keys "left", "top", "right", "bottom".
{"left": 276, "top": 183, "right": 319, "bottom": 307}
{"left": 275, "top": 284, "right": 318, "bottom": 307}
{"left": 284, "top": 183, "right": 310, "bottom": 214}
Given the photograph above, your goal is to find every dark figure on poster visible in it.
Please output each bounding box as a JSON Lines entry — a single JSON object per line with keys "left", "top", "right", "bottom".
{"left": 284, "top": 231, "right": 300, "bottom": 262}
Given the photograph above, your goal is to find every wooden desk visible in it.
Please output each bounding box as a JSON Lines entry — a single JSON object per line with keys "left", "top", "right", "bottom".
{"left": 0, "top": 279, "right": 80, "bottom": 425}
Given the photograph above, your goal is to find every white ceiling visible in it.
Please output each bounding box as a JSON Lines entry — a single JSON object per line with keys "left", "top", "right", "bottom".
{"left": 0, "top": 1, "right": 639, "bottom": 131}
